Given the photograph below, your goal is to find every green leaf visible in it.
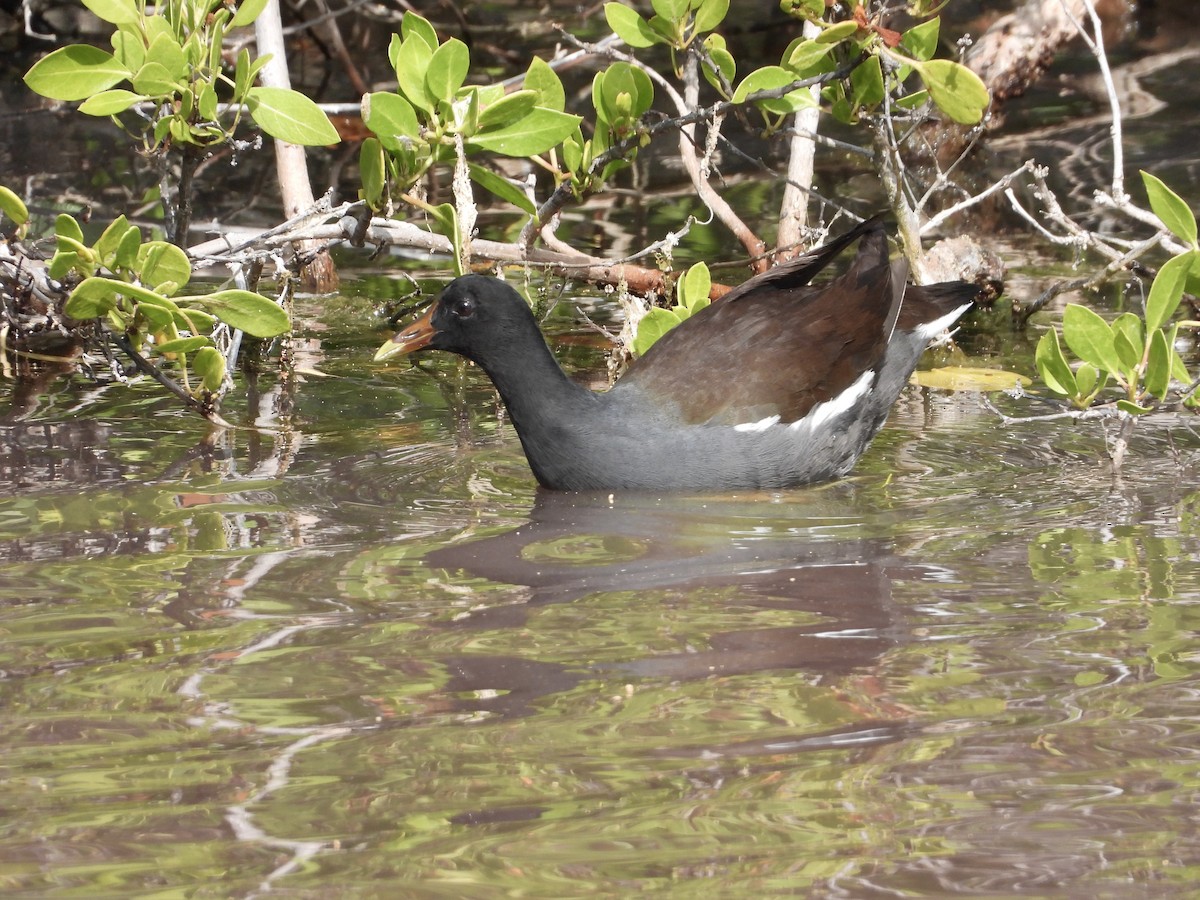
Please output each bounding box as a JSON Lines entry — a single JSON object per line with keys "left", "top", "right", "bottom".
{"left": 850, "top": 55, "right": 884, "bottom": 109}
{"left": 65, "top": 276, "right": 167, "bottom": 319}
{"left": 247, "top": 86, "right": 340, "bottom": 146}
{"left": 198, "top": 82, "right": 218, "bottom": 120}
{"left": 468, "top": 107, "right": 582, "bottom": 157}
{"left": 190, "top": 290, "right": 289, "bottom": 338}
{"left": 1074, "top": 362, "right": 1099, "bottom": 399}
{"left": 1146, "top": 328, "right": 1171, "bottom": 400}
{"left": 633, "top": 307, "right": 683, "bottom": 356}
{"left": 137, "top": 241, "right": 191, "bottom": 290}
{"left": 1167, "top": 323, "right": 1192, "bottom": 384}
{"left": 1035, "top": 329, "right": 1077, "bottom": 396}
{"left": 468, "top": 163, "right": 537, "bottom": 217}
{"left": 110, "top": 27, "right": 145, "bottom": 72}
{"left": 0, "top": 186, "right": 28, "bottom": 226}
{"left": 702, "top": 35, "right": 736, "bottom": 91}
{"left": 780, "top": 0, "right": 826, "bottom": 18}
{"left": 231, "top": 0, "right": 270, "bottom": 28}
{"left": 734, "top": 66, "right": 817, "bottom": 114}
{"left": 426, "top": 38, "right": 469, "bottom": 103}
{"left": 1140, "top": 171, "right": 1197, "bottom": 247}
{"left": 81, "top": 0, "right": 139, "bottom": 25}
{"left": 1112, "top": 312, "right": 1143, "bottom": 376}
{"left": 895, "top": 89, "right": 930, "bottom": 110}
{"left": 157, "top": 335, "right": 213, "bottom": 354}
{"left": 901, "top": 17, "right": 940, "bottom": 61}
{"left": 817, "top": 21, "right": 860, "bottom": 43}
{"left": 598, "top": 63, "right": 653, "bottom": 121}
{"left": 193, "top": 346, "right": 227, "bottom": 392}
{"left": 145, "top": 33, "right": 188, "bottom": 81}
{"left": 692, "top": 0, "right": 729, "bottom": 34}
{"left": 651, "top": 0, "right": 689, "bottom": 23}
{"left": 1116, "top": 399, "right": 1153, "bottom": 415}
{"left": 24, "top": 45, "right": 130, "bottom": 102}
{"left": 94, "top": 215, "right": 132, "bottom": 266}
{"left": 1145, "top": 250, "right": 1194, "bottom": 332}
{"left": 136, "top": 300, "right": 176, "bottom": 332}
{"left": 131, "top": 62, "right": 180, "bottom": 97}
{"left": 915, "top": 58, "right": 989, "bottom": 125}
{"left": 360, "top": 137, "right": 385, "bottom": 209}
{"left": 524, "top": 57, "right": 565, "bottom": 112}
{"left": 678, "top": 261, "right": 711, "bottom": 310}
{"left": 79, "top": 88, "right": 147, "bottom": 116}
{"left": 49, "top": 251, "right": 83, "bottom": 281}
{"left": 363, "top": 91, "right": 421, "bottom": 149}
{"left": 55, "top": 213, "right": 85, "bottom": 244}
{"left": 1062, "top": 303, "right": 1122, "bottom": 374}
{"left": 401, "top": 11, "right": 439, "bottom": 51}
{"left": 785, "top": 40, "right": 831, "bottom": 74}
{"left": 114, "top": 223, "right": 142, "bottom": 270}
{"left": 604, "top": 3, "right": 662, "bottom": 47}
{"left": 478, "top": 90, "right": 539, "bottom": 130}
{"left": 394, "top": 32, "right": 435, "bottom": 111}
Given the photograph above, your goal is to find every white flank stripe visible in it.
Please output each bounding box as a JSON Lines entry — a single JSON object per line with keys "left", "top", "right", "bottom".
{"left": 914, "top": 302, "right": 974, "bottom": 342}
{"left": 793, "top": 369, "right": 875, "bottom": 431}
{"left": 734, "top": 414, "right": 781, "bottom": 433}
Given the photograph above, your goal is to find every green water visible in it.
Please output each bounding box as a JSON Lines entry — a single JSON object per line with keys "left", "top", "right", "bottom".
{"left": 2, "top": 288, "right": 1199, "bottom": 897}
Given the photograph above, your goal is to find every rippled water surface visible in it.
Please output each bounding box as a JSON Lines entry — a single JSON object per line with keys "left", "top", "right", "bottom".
{"left": 3, "top": 295, "right": 1200, "bottom": 897}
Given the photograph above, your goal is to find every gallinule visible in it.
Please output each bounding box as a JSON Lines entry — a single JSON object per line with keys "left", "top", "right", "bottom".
{"left": 375, "top": 216, "right": 977, "bottom": 492}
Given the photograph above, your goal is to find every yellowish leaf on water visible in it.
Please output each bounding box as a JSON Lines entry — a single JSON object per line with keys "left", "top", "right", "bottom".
{"left": 911, "top": 366, "right": 1032, "bottom": 392}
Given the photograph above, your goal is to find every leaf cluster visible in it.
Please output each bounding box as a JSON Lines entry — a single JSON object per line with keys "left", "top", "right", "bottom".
{"left": 22, "top": 0, "right": 338, "bottom": 150}
{"left": 38, "top": 206, "right": 289, "bottom": 397}
{"left": 1036, "top": 172, "right": 1200, "bottom": 414}
{"left": 632, "top": 262, "right": 712, "bottom": 356}
{"left": 359, "top": 11, "right": 581, "bottom": 215}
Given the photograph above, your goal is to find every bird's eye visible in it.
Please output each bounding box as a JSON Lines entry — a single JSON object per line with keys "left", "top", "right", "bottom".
{"left": 449, "top": 295, "right": 476, "bottom": 319}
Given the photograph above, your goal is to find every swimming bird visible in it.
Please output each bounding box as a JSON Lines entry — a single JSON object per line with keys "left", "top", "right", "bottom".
{"left": 374, "top": 216, "right": 977, "bottom": 491}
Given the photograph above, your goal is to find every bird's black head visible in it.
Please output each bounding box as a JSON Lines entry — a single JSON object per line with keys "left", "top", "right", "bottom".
{"left": 374, "top": 274, "right": 538, "bottom": 365}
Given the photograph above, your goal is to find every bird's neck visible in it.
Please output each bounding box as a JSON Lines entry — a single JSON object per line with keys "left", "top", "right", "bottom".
{"left": 470, "top": 330, "right": 597, "bottom": 434}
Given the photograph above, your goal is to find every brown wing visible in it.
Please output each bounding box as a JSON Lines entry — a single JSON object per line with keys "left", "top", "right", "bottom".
{"left": 619, "top": 218, "right": 902, "bottom": 426}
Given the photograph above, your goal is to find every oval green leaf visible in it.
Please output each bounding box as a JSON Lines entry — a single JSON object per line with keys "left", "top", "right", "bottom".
{"left": 901, "top": 17, "right": 940, "bottom": 62}
{"left": 917, "top": 58, "right": 989, "bottom": 125}
{"left": 478, "top": 90, "right": 538, "bottom": 130}
{"left": 1035, "top": 329, "right": 1077, "bottom": 396}
{"left": 157, "top": 335, "right": 213, "bottom": 354}
{"left": 138, "top": 241, "right": 191, "bottom": 291}
{"left": 467, "top": 163, "right": 538, "bottom": 217}
{"left": 247, "top": 86, "right": 340, "bottom": 146}
{"left": 524, "top": 56, "right": 565, "bottom": 112}
{"left": 231, "top": 0, "right": 270, "bottom": 28}
{"left": 190, "top": 290, "right": 289, "bottom": 338}
{"left": 82, "top": 0, "right": 139, "bottom": 25}
{"left": 0, "top": 186, "right": 30, "bottom": 226}
{"left": 633, "top": 307, "right": 683, "bottom": 356}
{"left": 734, "top": 65, "right": 816, "bottom": 114}
{"left": 1145, "top": 327, "right": 1171, "bottom": 400}
{"left": 24, "top": 45, "right": 130, "bottom": 102}
{"left": 1145, "top": 250, "right": 1194, "bottom": 332}
{"left": 1062, "top": 303, "right": 1122, "bottom": 374}
{"left": 604, "top": 2, "right": 662, "bottom": 47}
{"left": 193, "top": 346, "right": 227, "bottom": 392}
{"left": 1140, "top": 170, "right": 1197, "bottom": 247}
{"left": 363, "top": 91, "right": 421, "bottom": 148}
{"left": 693, "top": 0, "right": 730, "bottom": 34}
{"left": 468, "top": 107, "right": 582, "bottom": 157}
{"left": 79, "top": 88, "right": 147, "bottom": 116}
{"left": 426, "top": 38, "right": 469, "bottom": 103}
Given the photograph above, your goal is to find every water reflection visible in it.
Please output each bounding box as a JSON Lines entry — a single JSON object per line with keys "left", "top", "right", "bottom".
{"left": 415, "top": 490, "right": 922, "bottom": 726}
